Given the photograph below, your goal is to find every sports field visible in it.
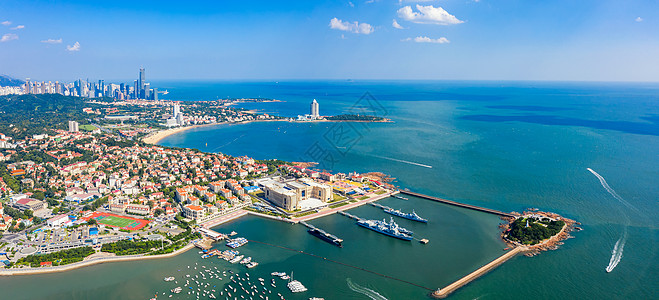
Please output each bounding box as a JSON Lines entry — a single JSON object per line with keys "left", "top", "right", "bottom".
{"left": 83, "top": 212, "right": 150, "bottom": 231}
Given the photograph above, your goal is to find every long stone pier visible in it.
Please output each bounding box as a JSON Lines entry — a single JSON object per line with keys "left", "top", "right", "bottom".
{"left": 432, "top": 247, "right": 522, "bottom": 298}
{"left": 400, "top": 190, "right": 515, "bottom": 217}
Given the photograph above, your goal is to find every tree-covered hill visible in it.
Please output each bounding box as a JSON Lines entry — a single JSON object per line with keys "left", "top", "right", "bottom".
{"left": 0, "top": 94, "right": 104, "bottom": 139}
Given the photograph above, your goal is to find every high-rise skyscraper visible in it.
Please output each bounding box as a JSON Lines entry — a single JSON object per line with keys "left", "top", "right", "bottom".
{"left": 24, "top": 78, "right": 31, "bottom": 94}
{"left": 133, "top": 80, "right": 138, "bottom": 99}
{"left": 310, "top": 99, "right": 319, "bottom": 119}
{"left": 144, "top": 83, "right": 150, "bottom": 99}
{"left": 139, "top": 67, "right": 146, "bottom": 98}
{"left": 173, "top": 103, "right": 180, "bottom": 117}
{"left": 75, "top": 79, "right": 83, "bottom": 97}
{"left": 68, "top": 121, "right": 79, "bottom": 132}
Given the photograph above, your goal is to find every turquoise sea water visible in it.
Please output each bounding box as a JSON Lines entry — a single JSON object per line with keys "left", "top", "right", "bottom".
{"left": 0, "top": 81, "right": 657, "bottom": 299}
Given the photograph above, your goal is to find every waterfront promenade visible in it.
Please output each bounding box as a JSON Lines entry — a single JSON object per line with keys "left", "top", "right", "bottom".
{"left": 0, "top": 243, "right": 196, "bottom": 276}
{"left": 200, "top": 209, "right": 249, "bottom": 228}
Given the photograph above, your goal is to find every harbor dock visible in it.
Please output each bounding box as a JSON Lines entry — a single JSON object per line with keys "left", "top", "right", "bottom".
{"left": 193, "top": 237, "right": 214, "bottom": 250}
{"left": 431, "top": 247, "right": 522, "bottom": 298}
{"left": 338, "top": 211, "right": 362, "bottom": 221}
{"left": 400, "top": 190, "right": 515, "bottom": 217}
{"left": 369, "top": 202, "right": 392, "bottom": 210}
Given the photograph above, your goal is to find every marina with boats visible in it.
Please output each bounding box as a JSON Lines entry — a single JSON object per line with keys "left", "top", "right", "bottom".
{"left": 182, "top": 191, "right": 574, "bottom": 300}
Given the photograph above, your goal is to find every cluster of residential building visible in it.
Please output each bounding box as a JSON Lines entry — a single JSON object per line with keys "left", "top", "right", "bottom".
{"left": 0, "top": 128, "right": 276, "bottom": 231}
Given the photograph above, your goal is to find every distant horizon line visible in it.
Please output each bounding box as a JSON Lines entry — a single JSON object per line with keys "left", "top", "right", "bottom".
{"left": 5, "top": 75, "right": 659, "bottom": 85}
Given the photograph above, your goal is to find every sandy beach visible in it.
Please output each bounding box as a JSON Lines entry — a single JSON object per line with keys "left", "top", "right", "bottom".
{"left": 142, "top": 124, "right": 218, "bottom": 144}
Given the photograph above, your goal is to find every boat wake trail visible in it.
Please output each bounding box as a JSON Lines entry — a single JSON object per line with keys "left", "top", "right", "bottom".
{"left": 346, "top": 278, "right": 388, "bottom": 300}
{"left": 586, "top": 168, "right": 639, "bottom": 214}
{"left": 212, "top": 134, "right": 246, "bottom": 151}
{"left": 371, "top": 155, "right": 432, "bottom": 168}
{"left": 605, "top": 230, "right": 627, "bottom": 273}
{"left": 587, "top": 168, "right": 636, "bottom": 273}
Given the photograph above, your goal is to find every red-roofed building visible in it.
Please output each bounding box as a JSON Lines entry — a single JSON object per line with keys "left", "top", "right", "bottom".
{"left": 182, "top": 204, "right": 204, "bottom": 221}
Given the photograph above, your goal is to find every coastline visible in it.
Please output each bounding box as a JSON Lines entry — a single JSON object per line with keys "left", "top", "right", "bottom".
{"left": 142, "top": 124, "right": 220, "bottom": 144}
{"left": 141, "top": 118, "right": 390, "bottom": 145}
{"left": 0, "top": 243, "right": 196, "bottom": 276}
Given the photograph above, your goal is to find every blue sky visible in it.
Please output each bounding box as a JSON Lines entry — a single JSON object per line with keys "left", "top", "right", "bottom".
{"left": 0, "top": 0, "right": 657, "bottom": 81}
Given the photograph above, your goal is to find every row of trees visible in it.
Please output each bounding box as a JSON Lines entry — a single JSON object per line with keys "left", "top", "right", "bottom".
{"left": 82, "top": 196, "right": 108, "bottom": 212}
{"left": 100, "top": 239, "right": 162, "bottom": 256}
{"left": 17, "top": 246, "right": 95, "bottom": 267}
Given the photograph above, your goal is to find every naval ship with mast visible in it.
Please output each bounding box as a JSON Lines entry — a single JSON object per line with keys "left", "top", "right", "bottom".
{"left": 357, "top": 217, "right": 414, "bottom": 241}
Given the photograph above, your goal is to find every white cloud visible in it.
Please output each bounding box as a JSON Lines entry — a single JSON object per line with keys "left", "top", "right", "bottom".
{"left": 348, "top": 1, "right": 354, "bottom": 7}
{"left": 329, "top": 18, "right": 374, "bottom": 34}
{"left": 397, "top": 5, "right": 464, "bottom": 25}
{"left": 41, "top": 38, "right": 63, "bottom": 44}
{"left": 392, "top": 19, "right": 405, "bottom": 29}
{"left": 403, "top": 36, "right": 450, "bottom": 44}
{"left": 66, "top": 41, "right": 81, "bottom": 52}
{"left": 1, "top": 33, "right": 18, "bottom": 42}
{"left": 11, "top": 25, "right": 24, "bottom": 30}
{"left": 1, "top": 21, "right": 11, "bottom": 26}
{"left": 635, "top": 17, "right": 643, "bottom": 22}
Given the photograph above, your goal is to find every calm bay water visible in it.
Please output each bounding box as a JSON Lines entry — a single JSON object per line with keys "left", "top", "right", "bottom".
{"left": 0, "top": 81, "right": 657, "bottom": 299}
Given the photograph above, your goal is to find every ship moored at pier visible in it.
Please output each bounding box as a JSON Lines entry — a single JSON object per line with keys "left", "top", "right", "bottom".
{"left": 384, "top": 208, "right": 428, "bottom": 223}
{"left": 357, "top": 217, "right": 413, "bottom": 241}
{"left": 307, "top": 228, "right": 343, "bottom": 247}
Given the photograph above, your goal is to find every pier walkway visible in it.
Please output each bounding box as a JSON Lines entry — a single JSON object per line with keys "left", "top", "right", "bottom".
{"left": 400, "top": 190, "right": 515, "bottom": 217}
{"left": 338, "top": 211, "right": 362, "bottom": 221}
{"left": 197, "top": 227, "right": 225, "bottom": 241}
{"left": 432, "top": 247, "right": 522, "bottom": 298}
{"left": 369, "top": 202, "right": 392, "bottom": 210}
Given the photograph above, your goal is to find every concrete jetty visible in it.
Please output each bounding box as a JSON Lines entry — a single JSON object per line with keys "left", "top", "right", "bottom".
{"left": 193, "top": 237, "right": 214, "bottom": 250}
{"left": 369, "top": 202, "right": 392, "bottom": 210}
{"left": 338, "top": 211, "right": 361, "bottom": 221}
{"left": 432, "top": 247, "right": 522, "bottom": 298}
{"left": 400, "top": 190, "right": 515, "bottom": 217}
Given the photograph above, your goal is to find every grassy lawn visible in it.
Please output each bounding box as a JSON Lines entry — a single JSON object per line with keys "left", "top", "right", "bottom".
{"left": 329, "top": 202, "right": 349, "bottom": 209}
{"left": 294, "top": 211, "right": 316, "bottom": 218}
{"left": 358, "top": 196, "right": 369, "bottom": 200}
{"left": 79, "top": 124, "right": 98, "bottom": 131}
{"left": 332, "top": 193, "right": 346, "bottom": 201}
{"left": 375, "top": 190, "right": 387, "bottom": 195}
{"left": 96, "top": 215, "right": 135, "bottom": 227}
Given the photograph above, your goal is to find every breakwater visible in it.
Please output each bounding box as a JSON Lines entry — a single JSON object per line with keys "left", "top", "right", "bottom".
{"left": 400, "top": 190, "right": 515, "bottom": 217}
{"left": 432, "top": 247, "right": 522, "bottom": 298}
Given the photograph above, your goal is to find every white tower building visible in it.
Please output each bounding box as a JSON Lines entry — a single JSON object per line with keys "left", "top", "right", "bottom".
{"left": 173, "top": 103, "right": 180, "bottom": 118}
{"left": 310, "top": 99, "right": 319, "bottom": 119}
{"left": 68, "top": 121, "right": 79, "bottom": 132}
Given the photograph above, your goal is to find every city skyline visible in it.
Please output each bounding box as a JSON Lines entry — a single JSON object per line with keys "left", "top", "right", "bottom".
{"left": 0, "top": 0, "right": 658, "bottom": 82}
{"left": 0, "top": 67, "right": 161, "bottom": 99}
